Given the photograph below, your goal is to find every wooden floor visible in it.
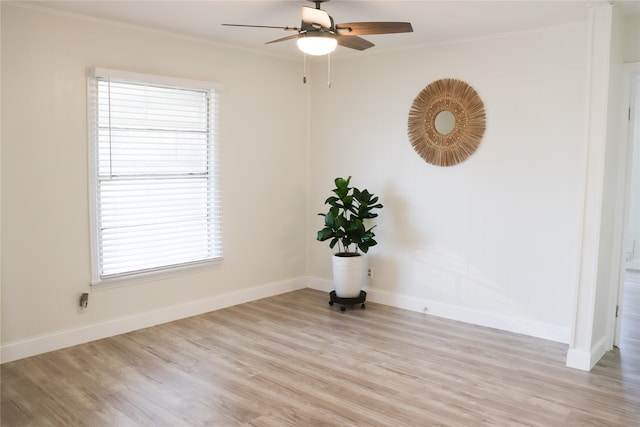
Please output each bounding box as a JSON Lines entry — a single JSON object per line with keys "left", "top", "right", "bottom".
{"left": 2, "top": 279, "right": 639, "bottom": 426}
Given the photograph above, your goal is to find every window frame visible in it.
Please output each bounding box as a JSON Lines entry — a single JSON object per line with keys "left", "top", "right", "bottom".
{"left": 87, "top": 68, "right": 224, "bottom": 287}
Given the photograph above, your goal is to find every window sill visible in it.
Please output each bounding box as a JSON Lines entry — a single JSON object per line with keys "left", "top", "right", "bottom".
{"left": 90, "top": 258, "right": 223, "bottom": 291}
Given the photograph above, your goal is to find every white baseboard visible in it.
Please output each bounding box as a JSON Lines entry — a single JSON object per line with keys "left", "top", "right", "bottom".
{"left": 566, "top": 335, "right": 610, "bottom": 371}
{"left": 565, "top": 348, "right": 591, "bottom": 371}
{"left": 306, "top": 277, "right": 334, "bottom": 292}
{"left": 1, "top": 277, "right": 574, "bottom": 364}
{"left": 307, "top": 278, "right": 570, "bottom": 343}
{"left": 1, "top": 278, "right": 307, "bottom": 364}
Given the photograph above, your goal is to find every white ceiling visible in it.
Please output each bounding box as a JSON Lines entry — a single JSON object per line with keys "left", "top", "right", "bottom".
{"left": 17, "top": 0, "right": 640, "bottom": 58}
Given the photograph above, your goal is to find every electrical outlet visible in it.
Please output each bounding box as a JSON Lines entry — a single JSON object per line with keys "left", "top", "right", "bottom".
{"left": 78, "top": 293, "right": 89, "bottom": 314}
{"left": 367, "top": 267, "right": 373, "bottom": 279}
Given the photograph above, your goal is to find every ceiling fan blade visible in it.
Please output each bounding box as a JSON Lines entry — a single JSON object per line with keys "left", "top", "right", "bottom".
{"left": 335, "top": 22, "right": 413, "bottom": 35}
{"left": 222, "top": 24, "right": 299, "bottom": 31}
{"left": 335, "top": 34, "right": 374, "bottom": 51}
{"left": 266, "top": 34, "right": 301, "bottom": 45}
{"left": 301, "top": 6, "right": 332, "bottom": 29}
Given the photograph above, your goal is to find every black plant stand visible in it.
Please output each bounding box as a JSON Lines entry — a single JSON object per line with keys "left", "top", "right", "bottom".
{"left": 329, "top": 290, "right": 366, "bottom": 312}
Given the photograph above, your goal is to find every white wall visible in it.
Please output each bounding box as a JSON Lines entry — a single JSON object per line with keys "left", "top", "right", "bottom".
{"left": 2, "top": 3, "right": 619, "bottom": 366}
{"left": 627, "top": 82, "right": 640, "bottom": 270}
{"left": 624, "top": 15, "right": 640, "bottom": 63}
{"left": 307, "top": 23, "right": 589, "bottom": 343}
{"left": 0, "top": 2, "right": 3, "bottom": 363}
{"left": 624, "top": 15, "right": 640, "bottom": 269}
{"left": 1, "top": 4, "right": 308, "bottom": 360}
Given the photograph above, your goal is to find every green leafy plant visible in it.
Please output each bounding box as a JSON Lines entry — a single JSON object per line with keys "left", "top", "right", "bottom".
{"left": 317, "top": 176, "right": 383, "bottom": 255}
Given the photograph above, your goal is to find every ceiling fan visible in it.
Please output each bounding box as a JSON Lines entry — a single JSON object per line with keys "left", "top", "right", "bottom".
{"left": 223, "top": 0, "right": 413, "bottom": 56}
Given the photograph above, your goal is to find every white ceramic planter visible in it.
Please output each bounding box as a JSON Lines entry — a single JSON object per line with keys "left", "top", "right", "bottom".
{"left": 332, "top": 253, "right": 365, "bottom": 298}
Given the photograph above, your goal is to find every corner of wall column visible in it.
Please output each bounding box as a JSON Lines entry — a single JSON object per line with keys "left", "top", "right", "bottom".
{"left": 566, "top": 2, "right": 614, "bottom": 371}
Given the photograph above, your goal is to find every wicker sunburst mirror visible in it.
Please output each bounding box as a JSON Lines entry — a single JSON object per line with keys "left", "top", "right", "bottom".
{"left": 408, "top": 79, "right": 486, "bottom": 167}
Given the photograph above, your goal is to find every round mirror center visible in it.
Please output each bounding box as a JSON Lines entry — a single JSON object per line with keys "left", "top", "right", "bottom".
{"left": 434, "top": 110, "right": 456, "bottom": 135}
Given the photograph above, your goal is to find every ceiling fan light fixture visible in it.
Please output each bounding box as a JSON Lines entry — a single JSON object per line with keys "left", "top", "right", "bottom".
{"left": 297, "top": 34, "right": 337, "bottom": 55}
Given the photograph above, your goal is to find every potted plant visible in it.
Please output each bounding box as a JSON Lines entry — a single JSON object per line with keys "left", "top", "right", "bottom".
{"left": 317, "top": 176, "right": 383, "bottom": 298}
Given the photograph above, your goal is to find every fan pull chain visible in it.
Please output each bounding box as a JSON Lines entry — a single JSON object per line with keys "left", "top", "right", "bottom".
{"left": 327, "top": 53, "right": 331, "bottom": 88}
{"left": 303, "top": 53, "right": 307, "bottom": 84}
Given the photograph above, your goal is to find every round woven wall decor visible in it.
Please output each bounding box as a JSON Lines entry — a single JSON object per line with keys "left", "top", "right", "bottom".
{"left": 408, "top": 79, "right": 486, "bottom": 167}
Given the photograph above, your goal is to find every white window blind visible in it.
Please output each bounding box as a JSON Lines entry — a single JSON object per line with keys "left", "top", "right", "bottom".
{"left": 87, "top": 68, "right": 223, "bottom": 284}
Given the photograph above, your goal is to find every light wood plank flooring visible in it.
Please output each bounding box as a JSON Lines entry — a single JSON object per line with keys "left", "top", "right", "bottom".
{"left": 2, "top": 282, "right": 639, "bottom": 426}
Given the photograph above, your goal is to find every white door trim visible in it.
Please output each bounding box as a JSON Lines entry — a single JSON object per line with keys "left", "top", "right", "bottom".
{"left": 613, "top": 62, "right": 640, "bottom": 346}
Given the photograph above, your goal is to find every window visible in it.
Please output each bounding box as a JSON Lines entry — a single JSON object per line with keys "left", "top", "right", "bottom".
{"left": 87, "top": 68, "right": 223, "bottom": 284}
